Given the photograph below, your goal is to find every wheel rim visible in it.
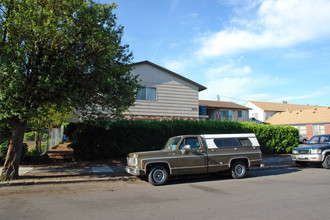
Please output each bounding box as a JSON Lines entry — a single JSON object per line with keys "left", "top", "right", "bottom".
{"left": 235, "top": 164, "right": 244, "bottom": 175}
{"left": 153, "top": 169, "right": 165, "bottom": 183}
{"left": 327, "top": 157, "right": 330, "bottom": 167}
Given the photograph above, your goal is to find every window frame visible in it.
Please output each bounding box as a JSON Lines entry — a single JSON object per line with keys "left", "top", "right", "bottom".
{"left": 220, "top": 110, "right": 233, "bottom": 121}
{"left": 136, "top": 86, "right": 157, "bottom": 101}
{"left": 238, "top": 111, "right": 247, "bottom": 118}
{"left": 312, "top": 124, "right": 325, "bottom": 135}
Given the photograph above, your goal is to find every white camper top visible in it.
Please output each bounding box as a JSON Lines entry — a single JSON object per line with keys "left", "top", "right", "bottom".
{"left": 200, "top": 133, "right": 259, "bottom": 149}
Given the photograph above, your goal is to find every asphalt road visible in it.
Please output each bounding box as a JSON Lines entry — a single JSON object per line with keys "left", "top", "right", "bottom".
{"left": 0, "top": 167, "right": 329, "bottom": 220}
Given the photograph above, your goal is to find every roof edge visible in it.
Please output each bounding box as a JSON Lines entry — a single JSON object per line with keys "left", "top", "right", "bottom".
{"left": 133, "top": 60, "right": 207, "bottom": 92}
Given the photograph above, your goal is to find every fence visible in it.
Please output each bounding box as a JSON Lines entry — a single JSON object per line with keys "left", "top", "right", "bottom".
{"left": 24, "top": 126, "right": 64, "bottom": 154}
{"left": 49, "top": 126, "right": 64, "bottom": 149}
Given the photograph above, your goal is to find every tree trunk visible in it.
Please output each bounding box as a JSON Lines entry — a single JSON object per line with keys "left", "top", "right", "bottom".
{"left": 0, "top": 120, "right": 27, "bottom": 181}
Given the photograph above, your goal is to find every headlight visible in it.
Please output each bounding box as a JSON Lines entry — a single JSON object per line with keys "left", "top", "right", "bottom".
{"left": 310, "top": 149, "right": 322, "bottom": 154}
{"left": 292, "top": 150, "right": 298, "bottom": 154}
{"left": 127, "top": 157, "right": 138, "bottom": 166}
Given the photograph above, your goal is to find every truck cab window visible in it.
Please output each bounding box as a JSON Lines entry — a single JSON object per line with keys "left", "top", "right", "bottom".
{"left": 180, "top": 138, "right": 201, "bottom": 150}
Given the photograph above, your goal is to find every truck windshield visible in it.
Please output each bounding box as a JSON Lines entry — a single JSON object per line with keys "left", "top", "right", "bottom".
{"left": 163, "top": 137, "right": 181, "bottom": 151}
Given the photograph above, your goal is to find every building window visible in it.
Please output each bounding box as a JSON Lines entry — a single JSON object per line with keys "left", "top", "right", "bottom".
{"left": 220, "top": 110, "right": 233, "bottom": 121}
{"left": 312, "top": 125, "right": 325, "bottom": 135}
{"left": 294, "top": 125, "right": 307, "bottom": 135}
{"left": 137, "top": 87, "right": 157, "bottom": 101}
{"left": 238, "top": 111, "right": 247, "bottom": 118}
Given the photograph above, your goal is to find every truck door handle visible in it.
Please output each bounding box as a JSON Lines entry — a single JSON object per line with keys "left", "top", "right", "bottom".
{"left": 234, "top": 148, "right": 237, "bottom": 150}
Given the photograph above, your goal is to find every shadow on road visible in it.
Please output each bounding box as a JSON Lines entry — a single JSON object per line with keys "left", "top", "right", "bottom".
{"left": 164, "top": 167, "right": 302, "bottom": 186}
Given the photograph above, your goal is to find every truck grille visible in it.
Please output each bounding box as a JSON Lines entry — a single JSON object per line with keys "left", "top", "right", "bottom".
{"left": 298, "top": 150, "right": 309, "bottom": 154}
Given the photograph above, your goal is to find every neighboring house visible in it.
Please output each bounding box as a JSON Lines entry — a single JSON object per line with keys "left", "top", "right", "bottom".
{"left": 199, "top": 100, "right": 250, "bottom": 122}
{"left": 245, "top": 101, "right": 321, "bottom": 123}
{"left": 82, "top": 61, "right": 207, "bottom": 121}
{"left": 265, "top": 107, "right": 330, "bottom": 139}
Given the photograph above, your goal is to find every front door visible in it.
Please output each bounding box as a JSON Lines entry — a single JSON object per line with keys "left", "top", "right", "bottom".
{"left": 177, "top": 137, "right": 207, "bottom": 175}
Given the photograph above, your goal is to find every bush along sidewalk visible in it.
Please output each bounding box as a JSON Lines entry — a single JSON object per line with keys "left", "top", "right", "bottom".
{"left": 66, "top": 120, "right": 299, "bottom": 161}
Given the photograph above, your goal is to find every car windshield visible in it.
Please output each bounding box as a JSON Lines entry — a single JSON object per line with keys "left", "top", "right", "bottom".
{"left": 308, "top": 135, "right": 330, "bottom": 144}
{"left": 308, "top": 136, "right": 319, "bottom": 144}
{"left": 162, "top": 137, "right": 181, "bottom": 151}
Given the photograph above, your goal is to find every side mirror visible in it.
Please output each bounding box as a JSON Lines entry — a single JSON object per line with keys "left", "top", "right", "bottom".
{"left": 184, "top": 145, "right": 191, "bottom": 151}
{"left": 181, "top": 145, "right": 191, "bottom": 154}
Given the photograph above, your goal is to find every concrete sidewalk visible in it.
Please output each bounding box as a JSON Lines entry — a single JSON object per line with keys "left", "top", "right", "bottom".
{"left": 0, "top": 155, "right": 295, "bottom": 186}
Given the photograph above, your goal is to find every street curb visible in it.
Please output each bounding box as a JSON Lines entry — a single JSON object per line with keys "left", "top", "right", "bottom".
{"left": 0, "top": 176, "right": 137, "bottom": 187}
{"left": 0, "top": 164, "right": 296, "bottom": 186}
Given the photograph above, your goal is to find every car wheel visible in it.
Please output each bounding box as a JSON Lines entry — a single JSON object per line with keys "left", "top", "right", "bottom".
{"left": 231, "top": 161, "right": 247, "bottom": 179}
{"left": 322, "top": 155, "right": 330, "bottom": 169}
{"left": 148, "top": 166, "right": 168, "bottom": 186}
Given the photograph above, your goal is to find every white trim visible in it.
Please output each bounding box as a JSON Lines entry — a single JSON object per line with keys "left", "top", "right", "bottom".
{"left": 171, "top": 166, "right": 207, "bottom": 170}
{"left": 202, "top": 133, "right": 256, "bottom": 139}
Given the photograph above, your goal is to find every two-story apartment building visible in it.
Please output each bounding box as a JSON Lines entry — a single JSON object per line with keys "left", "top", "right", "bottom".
{"left": 124, "top": 61, "right": 207, "bottom": 120}
{"left": 81, "top": 61, "right": 207, "bottom": 121}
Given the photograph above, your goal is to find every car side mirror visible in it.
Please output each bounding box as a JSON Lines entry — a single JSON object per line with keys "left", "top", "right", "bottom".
{"left": 184, "top": 145, "right": 191, "bottom": 150}
{"left": 181, "top": 145, "right": 191, "bottom": 155}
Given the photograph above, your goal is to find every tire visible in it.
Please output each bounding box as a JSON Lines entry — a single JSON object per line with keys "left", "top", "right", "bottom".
{"left": 148, "top": 166, "right": 168, "bottom": 186}
{"left": 231, "top": 161, "right": 247, "bottom": 179}
{"left": 322, "top": 155, "right": 330, "bottom": 169}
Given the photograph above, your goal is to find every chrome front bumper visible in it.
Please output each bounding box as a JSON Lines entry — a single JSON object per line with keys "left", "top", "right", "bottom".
{"left": 291, "top": 154, "right": 323, "bottom": 162}
{"left": 125, "top": 166, "right": 141, "bottom": 176}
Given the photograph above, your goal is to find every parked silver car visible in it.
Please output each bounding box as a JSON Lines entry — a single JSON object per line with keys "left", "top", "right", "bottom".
{"left": 299, "top": 135, "right": 308, "bottom": 144}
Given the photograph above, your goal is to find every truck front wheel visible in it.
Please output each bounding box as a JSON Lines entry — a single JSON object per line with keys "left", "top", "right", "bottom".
{"left": 148, "top": 166, "right": 168, "bottom": 186}
{"left": 322, "top": 155, "right": 330, "bottom": 169}
{"left": 231, "top": 161, "right": 247, "bottom": 179}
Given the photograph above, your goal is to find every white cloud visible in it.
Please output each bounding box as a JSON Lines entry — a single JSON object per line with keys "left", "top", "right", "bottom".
{"left": 270, "top": 87, "right": 330, "bottom": 105}
{"left": 206, "top": 63, "right": 251, "bottom": 78}
{"left": 196, "top": 0, "right": 330, "bottom": 58}
{"left": 163, "top": 59, "right": 187, "bottom": 73}
{"left": 199, "top": 62, "right": 281, "bottom": 104}
{"left": 282, "top": 49, "right": 313, "bottom": 59}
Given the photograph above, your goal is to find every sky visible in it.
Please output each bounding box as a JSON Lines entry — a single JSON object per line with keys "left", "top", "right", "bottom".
{"left": 100, "top": 0, "right": 330, "bottom": 106}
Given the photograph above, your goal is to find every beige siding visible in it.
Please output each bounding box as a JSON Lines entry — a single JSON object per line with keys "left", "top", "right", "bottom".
{"left": 124, "top": 63, "right": 199, "bottom": 117}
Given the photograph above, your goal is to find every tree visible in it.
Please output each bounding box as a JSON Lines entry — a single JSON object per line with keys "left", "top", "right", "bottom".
{"left": 0, "top": 0, "right": 139, "bottom": 180}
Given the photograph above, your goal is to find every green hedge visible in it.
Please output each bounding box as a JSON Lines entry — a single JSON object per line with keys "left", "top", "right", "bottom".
{"left": 66, "top": 120, "right": 299, "bottom": 161}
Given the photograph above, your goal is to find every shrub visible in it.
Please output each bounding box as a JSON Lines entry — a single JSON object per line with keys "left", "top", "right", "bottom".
{"left": 24, "top": 131, "right": 36, "bottom": 141}
{"left": 24, "top": 147, "right": 41, "bottom": 161}
{"left": 0, "top": 140, "right": 28, "bottom": 163}
{"left": 67, "top": 120, "right": 299, "bottom": 161}
{"left": 41, "top": 133, "right": 48, "bottom": 141}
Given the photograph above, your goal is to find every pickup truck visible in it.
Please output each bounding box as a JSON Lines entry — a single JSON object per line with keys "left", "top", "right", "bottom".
{"left": 126, "top": 133, "right": 262, "bottom": 185}
{"left": 291, "top": 134, "right": 330, "bottom": 168}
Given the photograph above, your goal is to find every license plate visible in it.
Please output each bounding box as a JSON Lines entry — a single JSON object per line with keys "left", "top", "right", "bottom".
{"left": 298, "top": 155, "right": 306, "bottom": 159}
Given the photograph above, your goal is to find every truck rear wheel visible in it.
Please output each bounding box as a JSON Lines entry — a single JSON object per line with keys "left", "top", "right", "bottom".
{"left": 322, "top": 155, "right": 330, "bottom": 169}
{"left": 148, "top": 166, "right": 168, "bottom": 186}
{"left": 231, "top": 161, "right": 247, "bottom": 179}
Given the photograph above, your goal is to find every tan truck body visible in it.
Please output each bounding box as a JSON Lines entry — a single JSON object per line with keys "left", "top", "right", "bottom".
{"left": 126, "top": 133, "right": 262, "bottom": 185}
